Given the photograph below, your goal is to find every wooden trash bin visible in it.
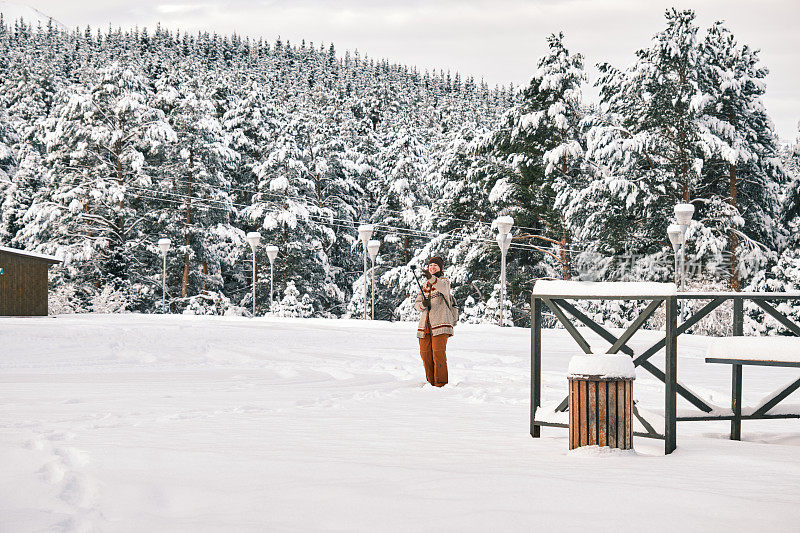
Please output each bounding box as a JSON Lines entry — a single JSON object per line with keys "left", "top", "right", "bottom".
{"left": 568, "top": 354, "right": 635, "bottom": 450}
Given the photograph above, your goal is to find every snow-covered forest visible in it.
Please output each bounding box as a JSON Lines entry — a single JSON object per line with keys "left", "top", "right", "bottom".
{"left": 0, "top": 8, "right": 798, "bottom": 329}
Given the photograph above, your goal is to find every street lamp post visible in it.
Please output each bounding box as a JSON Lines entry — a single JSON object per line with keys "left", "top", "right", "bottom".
{"left": 158, "top": 238, "right": 171, "bottom": 312}
{"left": 265, "top": 245, "right": 278, "bottom": 313}
{"left": 367, "top": 239, "right": 380, "bottom": 320}
{"left": 246, "top": 232, "right": 261, "bottom": 316}
{"left": 357, "top": 224, "right": 374, "bottom": 320}
{"left": 667, "top": 224, "right": 684, "bottom": 286}
{"left": 674, "top": 203, "right": 695, "bottom": 291}
{"left": 495, "top": 216, "right": 514, "bottom": 327}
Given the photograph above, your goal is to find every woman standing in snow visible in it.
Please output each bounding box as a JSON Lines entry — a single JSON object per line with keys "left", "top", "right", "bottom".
{"left": 414, "top": 257, "right": 454, "bottom": 387}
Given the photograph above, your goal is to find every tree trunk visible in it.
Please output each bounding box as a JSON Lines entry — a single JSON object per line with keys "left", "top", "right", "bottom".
{"left": 729, "top": 162, "right": 740, "bottom": 292}
{"left": 559, "top": 165, "right": 571, "bottom": 281}
{"left": 202, "top": 261, "right": 208, "bottom": 291}
{"left": 112, "top": 136, "right": 125, "bottom": 285}
{"left": 560, "top": 233, "right": 571, "bottom": 280}
{"left": 115, "top": 137, "right": 124, "bottom": 208}
{"left": 181, "top": 150, "right": 194, "bottom": 298}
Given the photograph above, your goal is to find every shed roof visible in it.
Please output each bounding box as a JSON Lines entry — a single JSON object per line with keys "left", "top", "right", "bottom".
{"left": 0, "top": 246, "right": 62, "bottom": 264}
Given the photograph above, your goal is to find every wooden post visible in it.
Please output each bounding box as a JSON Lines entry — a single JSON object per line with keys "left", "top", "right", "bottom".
{"left": 580, "top": 380, "right": 588, "bottom": 446}
{"left": 588, "top": 381, "right": 597, "bottom": 445}
{"left": 531, "top": 295, "right": 542, "bottom": 438}
{"left": 731, "top": 364, "right": 742, "bottom": 440}
{"left": 731, "top": 298, "right": 744, "bottom": 440}
{"left": 665, "top": 297, "right": 678, "bottom": 454}
{"left": 733, "top": 298, "right": 744, "bottom": 337}
{"left": 598, "top": 381, "right": 607, "bottom": 446}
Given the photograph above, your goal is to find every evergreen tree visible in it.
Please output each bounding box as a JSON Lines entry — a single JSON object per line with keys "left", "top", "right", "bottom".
{"left": 276, "top": 281, "right": 313, "bottom": 318}
{"left": 581, "top": 10, "right": 705, "bottom": 266}
{"left": 484, "top": 32, "right": 587, "bottom": 277}
{"left": 1, "top": 143, "right": 44, "bottom": 245}
{"left": 0, "top": 101, "right": 18, "bottom": 242}
{"left": 781, "top": 124, "right": 800, "bottom": 231}
{"left": 20, "top": 62, "right": 175, "bottom": 308}
{"left": 747, "top": 125, "right": 800, "bottom": 334}
{"left": 479, "top": 32, "right": 587, "bottom": 322}
{"left": 696, "top": 21, "right": 783, "bottom": 290}
{"left": 154, "top": 70, "right": 239, "bottom": 302}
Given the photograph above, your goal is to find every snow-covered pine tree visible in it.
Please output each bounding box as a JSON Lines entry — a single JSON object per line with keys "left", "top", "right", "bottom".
{"left": 276, "top": 280, "right": 313, "bottom": 318}
{"left": 19, "top": 62, "right": 175, "bottom": 309}
{"left": 241, "top": 102, "right": 346, "bottom": 316}
{"left": 154, "top": 69, "right": 240, "bottom": 304}
{"left": 577, "top": 9, "right": 707, "bottom": 283}
{"left": 0, "top": 101, "right": 18, "bottom": 242}
{"left": 696, "top": 21, "right": 783, "bottom": 290}
{"left": 359, "top": 127, "right": 430, "bottom": 318}
{"left": 784, "top": 125, "right": 800, "bottom": 225}
{"left": 223, "top": 79, "right": 280, "bottom": 205}
{"left": 302, "top": 85, "right": 367, "bottom": 314}
{"left": 480, "top": 32, "right": 587, "bottom": 322}
{"left": 564, "top": 11, "right": 788, "bottom": 326}
{"left": 747, "top": 124, "right": 800, "bottom": 334}
{"left": 575, "top": 13, "right": 784, "bottom": 292}
{"left": 0, "top": 45, "right": 58, "bottom": 246}
{"left": 221, "top": 78, "right": 281, "bottom": 303}
{"left": 485, "top": 32, "right": 587, "bottom": 265}
{"left": 0, "top": 144, "right": 45, "bottom": 246}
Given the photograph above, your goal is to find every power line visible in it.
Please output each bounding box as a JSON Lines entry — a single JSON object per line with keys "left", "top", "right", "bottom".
{"left": 129, "top": 183, "right": 589, "bottom": 255}
{"left": 129, "top": 181, "right": 591, "bottom": 254}
{"left": 162, "top": 175, "right": 594, "bottom": 246}
{"left": 125, "top": 184, "right": 586, "bottom": 256}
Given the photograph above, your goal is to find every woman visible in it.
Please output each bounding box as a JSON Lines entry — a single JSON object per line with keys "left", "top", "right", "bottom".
{"left": 414, "top": 256, "right": 454, "bottom": 387}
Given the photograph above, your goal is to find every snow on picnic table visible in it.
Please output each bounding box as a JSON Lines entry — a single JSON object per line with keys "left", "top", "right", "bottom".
{"left": 1, "top": 314, "right": 799, "bottom": 532}
{"left": 707, "top": 336, "right": 800, "bottom": 363}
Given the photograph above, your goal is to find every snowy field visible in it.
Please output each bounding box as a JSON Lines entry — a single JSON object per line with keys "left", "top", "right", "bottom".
{"left": 2, "top": 315, "right": 799, "bottom": 532}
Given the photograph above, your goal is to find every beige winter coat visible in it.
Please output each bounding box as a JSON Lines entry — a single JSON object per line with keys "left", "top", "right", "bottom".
{"left": 414, "top": 276, "right": 454, "bottom": 338}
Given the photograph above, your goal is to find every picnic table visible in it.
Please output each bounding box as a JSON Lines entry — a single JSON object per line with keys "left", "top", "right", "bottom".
{"left": 706, "top": 337, "right": 800, "bottom": 440}
{"left": 529, "top": 281, "right": 800, "bottom": 454}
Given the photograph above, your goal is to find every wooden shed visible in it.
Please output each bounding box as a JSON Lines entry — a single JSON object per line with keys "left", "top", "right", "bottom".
{"left": 0, "top": 246, "right": 62, "bottom": 316}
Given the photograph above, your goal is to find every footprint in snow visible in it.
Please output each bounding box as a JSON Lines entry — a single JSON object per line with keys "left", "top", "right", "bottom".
{"left": 46, "top": 430, "right": 76, "bottom": 442}
{"left": 22, "top": 438, "right": 45, "bottom": 450}
{"left": 59, "top": 472, "right": 99, "bottom": 509}
{"left": 55, "top": 446, "right": 89, "bottom": 468}
{"left": 38, "top": 460, "right": 67, "bottom": 484}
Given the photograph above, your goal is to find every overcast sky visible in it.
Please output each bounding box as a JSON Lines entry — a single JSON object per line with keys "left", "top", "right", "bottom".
{"left": 14, "top": 0, "right": 800, "bottom": 141}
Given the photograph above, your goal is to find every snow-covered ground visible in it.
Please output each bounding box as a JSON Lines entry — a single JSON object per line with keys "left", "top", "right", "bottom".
{"left": 1, "top": 314, "right": 799, "bottom": 532}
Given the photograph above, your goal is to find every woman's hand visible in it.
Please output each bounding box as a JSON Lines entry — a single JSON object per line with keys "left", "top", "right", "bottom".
{"left": 421, "top": 267, "right": 432, "bottom": 280}
{"left": 422, "top": 297, "right": 431, "bottom": 309}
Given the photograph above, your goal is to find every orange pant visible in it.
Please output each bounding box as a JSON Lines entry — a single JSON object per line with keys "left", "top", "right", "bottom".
{"left": 419, "top": 320, "right": 448, "bottom": 386}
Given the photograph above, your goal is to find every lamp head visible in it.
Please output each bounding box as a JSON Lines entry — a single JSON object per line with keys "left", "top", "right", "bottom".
{"left": 495, "top": 215, "right": 514, "bottom": 236}
{"left": 367, "top": 239, "right": 380, "bottom": 259}
{"left": 357, "top": 224, "right": 374, "bottom": 244}
{"left": 265, "top": 245, "right": 278, "bottom": 263}
{"left": 157, "top": 238, "right": 171, "bottom": 254}
{"left": 246, "top": 232, "right": 261, "bottom": 250}
{"left": 674, "top": 203, "right": 695, "bottom": 226}
{"left": 496, "top": 233, "right": 511, "bottom": 253}
{"left": 667, "top": 224, "right": 684, "bottom": 250}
